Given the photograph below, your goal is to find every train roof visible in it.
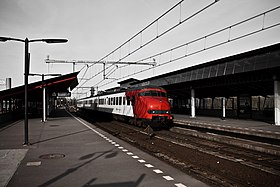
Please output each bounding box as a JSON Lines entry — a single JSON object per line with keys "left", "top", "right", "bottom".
{"left": 77, "top": 85, "right": 166, "bottom": 100}
{"left": 126, "top": 85, "right": 166, "bottom": 92}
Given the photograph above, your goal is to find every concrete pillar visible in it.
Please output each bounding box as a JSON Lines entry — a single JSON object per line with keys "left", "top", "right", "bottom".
{"left": 222, "top": 97, "right": 226, "bottom": 120}
{"left": 274, "top": 80, "right": 280, "bottom": 125}
{"left": 46, "top": 90, "right": 50, "bottom": 117}
{"left": 0, "top": 100, "right": 3, "bottom": 114}
{"left": 42, "top": 86, "right": 46, "bottom": 122}
{"left": 191, "top": 88, "right": 195, "bottom": 118}
{"left": 9, "top": 100, "right": 11, "bottom": 112}
{"left": 4, "top": 100, "right": 7, "bottom": 113}
{"left": 6, "top": 78, "right": 11, "bottom": 89}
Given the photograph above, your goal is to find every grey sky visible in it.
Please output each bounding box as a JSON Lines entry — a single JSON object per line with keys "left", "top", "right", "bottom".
{"left": 0, "top": 0, "right": 280, "bottom": 96}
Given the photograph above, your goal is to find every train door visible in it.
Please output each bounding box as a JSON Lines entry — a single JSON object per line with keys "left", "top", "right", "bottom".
{"left": 124, "top": 96, "right": 134, "bottom": 117}
{"left": 115, "top": 96, "right": 121, "bottom": 115}
{"left": 122, "top": 96, "right": 126, "bottom": 115}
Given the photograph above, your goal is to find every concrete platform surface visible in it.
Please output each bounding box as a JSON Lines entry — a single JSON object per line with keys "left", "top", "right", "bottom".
{"left": 174, "top": 114, "right": 280, "bottom": 140}
{"left": 0, "top": 110, "right": 208, "bottom": 187}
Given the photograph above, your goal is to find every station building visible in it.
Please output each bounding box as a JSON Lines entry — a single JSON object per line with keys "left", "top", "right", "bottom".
{"left": 131, "top": 43, "right": 280, "bottom": 125}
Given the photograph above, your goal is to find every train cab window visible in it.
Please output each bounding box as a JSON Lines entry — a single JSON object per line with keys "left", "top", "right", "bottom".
{"left": 139, "top": 91, "right": 167, "bottom": 97}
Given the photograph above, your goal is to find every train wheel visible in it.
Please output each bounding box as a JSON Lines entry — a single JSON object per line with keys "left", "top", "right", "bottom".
{"left": 141, "top": 121, "right": 147, "bottom": 128}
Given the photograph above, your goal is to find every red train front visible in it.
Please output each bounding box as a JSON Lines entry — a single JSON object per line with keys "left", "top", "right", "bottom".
{"left": 126, "top": 86, "right": 173, "bottom": 128}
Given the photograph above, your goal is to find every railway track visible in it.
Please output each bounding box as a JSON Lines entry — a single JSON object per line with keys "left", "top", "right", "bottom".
{"left": 77, "top": 112, "right": 280, "bottom": 187}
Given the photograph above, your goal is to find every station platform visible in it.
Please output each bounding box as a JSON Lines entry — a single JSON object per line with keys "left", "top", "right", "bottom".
{"left": 0, "top": 109, "right": 208, "bottom": 187}
{"left": 173, "top": 114, "right": 280, "bottom": 140}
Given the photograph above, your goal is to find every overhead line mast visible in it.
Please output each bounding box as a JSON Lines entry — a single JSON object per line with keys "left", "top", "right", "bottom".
{"left": 45, "top": 57, "right": 156, "bottom": 79}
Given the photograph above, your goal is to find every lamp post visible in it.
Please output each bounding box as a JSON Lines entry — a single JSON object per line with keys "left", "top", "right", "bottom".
{"left": 0, "top": 37, "right": 67, "bottom": 145}
{"left": 29, "top": 73, "right": 61, "bottom": 122}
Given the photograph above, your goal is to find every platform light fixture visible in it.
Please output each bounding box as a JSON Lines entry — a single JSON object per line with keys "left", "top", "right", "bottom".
{"left": 0, "top": 36, "right": 68, "bottom": 145}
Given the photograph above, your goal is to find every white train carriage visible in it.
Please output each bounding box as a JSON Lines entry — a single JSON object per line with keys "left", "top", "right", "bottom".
{"left": 77, "top": 91, "right": 134, "bottom": 118}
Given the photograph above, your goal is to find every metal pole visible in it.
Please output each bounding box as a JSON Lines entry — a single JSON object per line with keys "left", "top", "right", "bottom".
{"left": 274, "top": 79, "right": 280, "bottom": 125}
{"left": 42, "top": 74, "right": 46, "bottom": 122}
{"left": 191, "top": 88, "right": 195, "bottom": 118}
{"left": 24, "top": 38, "right": 29, "bottom": 145}
{"left": 73, "top": 62, "right": 75, "bottom": 72}
{"left": 222, "top": 97, "right": 226, "bottom": 120}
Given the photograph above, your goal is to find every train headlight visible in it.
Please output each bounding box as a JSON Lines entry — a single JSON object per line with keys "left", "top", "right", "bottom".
{"left": 148, "top": 110, "right": 155, "bottom": 114}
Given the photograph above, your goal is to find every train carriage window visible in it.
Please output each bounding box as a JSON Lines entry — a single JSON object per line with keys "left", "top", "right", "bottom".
{"left": 113, "top": 97, "right": 116, "bottom": 105}
{"left": 126, "top": 96, "right": 131, "bottom": 105}
{"left": 123, "top": 97, "right": 126, "bottom": 105}
{"left": 119, "top": 97, "right": 122, "bottom": 105}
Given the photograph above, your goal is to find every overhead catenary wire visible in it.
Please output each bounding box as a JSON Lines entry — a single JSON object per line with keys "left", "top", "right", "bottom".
{"left": 77, "top": 0, "right": 185, "bottom": 87}
{"left": 75, "top": 2, "right": 280, "bottom": 97}
{"left": 76, "top": 0, "right": 219, "bottom": 91}
{"left": 94, "top": 5, "right": 280, "bottom": 89}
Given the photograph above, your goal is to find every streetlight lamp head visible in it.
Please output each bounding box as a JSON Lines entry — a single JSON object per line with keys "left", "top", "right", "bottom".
{"left": 44, "top": 39, "right": 68, "bottom": 43}
{"left": 0, "top": 37, "right": 9, "bottom": 42}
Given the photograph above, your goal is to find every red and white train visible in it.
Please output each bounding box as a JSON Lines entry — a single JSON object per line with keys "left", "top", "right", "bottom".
{"left": 77, "top": 86, "right": 173, "bottom": 128}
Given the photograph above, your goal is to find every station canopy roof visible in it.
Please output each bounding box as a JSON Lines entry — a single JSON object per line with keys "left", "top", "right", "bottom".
{"left": 131, "top": 43, "right": 280, "bottom": 98}
{"left": 0, "top": 72, "right": 79, "bottom": 101}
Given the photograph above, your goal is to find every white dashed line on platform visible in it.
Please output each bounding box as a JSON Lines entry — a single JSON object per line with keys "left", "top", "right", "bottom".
{"left": 153, "top": 169, "right": 163, "bottom": 174}
{"left": 72, "top": 114, "right": 188, "bottom": 187}
{"left": 175, "top": 183, "right": 187, "bottom": 187}
{"left": 138, "top": 159, "right": 146, "bottom": 163}
{"left": 163, "top": 176, "right": 174, "bottom": 181}
{"left": 145, "top": 164, "right": 154, "bottom": 168}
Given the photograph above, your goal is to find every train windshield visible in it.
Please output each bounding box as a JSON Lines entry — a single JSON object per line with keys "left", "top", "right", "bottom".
{"left": 139, "top": 91, "right": 167, "bottom": 97}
